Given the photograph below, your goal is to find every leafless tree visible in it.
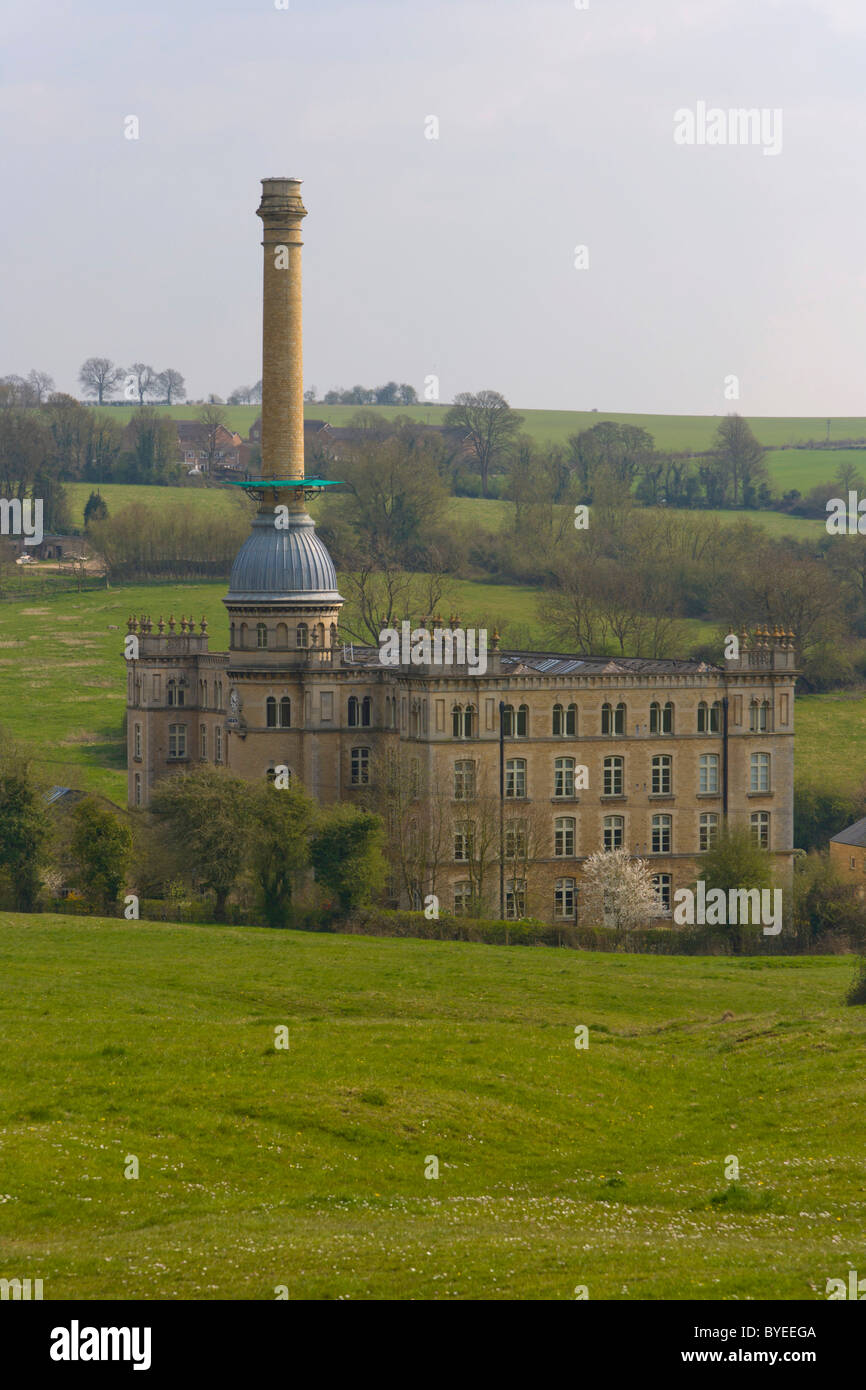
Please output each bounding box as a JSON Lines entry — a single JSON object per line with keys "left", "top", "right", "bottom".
{"left": 127, "top": 363, "right": 158, "bottom": 406}
{"left": 78, "top": 357, "right": 123, "bottom": 405}
{"left": 155, "top": 368, "right": 186, "bottom": 405}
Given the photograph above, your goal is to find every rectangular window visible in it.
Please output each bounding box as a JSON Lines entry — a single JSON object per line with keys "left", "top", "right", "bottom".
{"left": 554, "top": 816, "right": 575, "bottom": 857}
{"left": 168, "top": 724, "right": 187, "bottom": 759}
{"left": 320, "top": 692, "right": 334, "bottom": 722}
{"left": 199, "top": 724, "right": 207, "bottom": 760}
{"left": 505, "top": 759, "right": 526, "bottom": 798}
{"left": 651, "top": 755, "right": 671, "bottom": 795}
{"left": 504, "top": 820, "right": 527, "bottom": 860}
{"left": 603, "top": 756, "right": 623, "bottom": 797}
{"left": 134, "top": 772, "right": 142, "bottom": 807}
{"left": 554, "top": 757, "right": 574, "bottom": 798}
{"left": 750, "top": 752, "right": 770, "bottom": 793}
{"left": 453, "top": 760, "right": 475, "bottom": 800}
{"left": 603, "top": 815, "right": 623, "bottom": 851}
{"left": 652, "top": 873, "right": 671, "bottom": 911}
{"left": 780, "top": 694, "right": 789, "bottom": 725}
{"left": 454, "top": 823, "right": 472, "bottom": 862}
{"left": 215, "top": 726, "right": 223, "bottom": 763}
{"left": 699, "top": 753, "right": 719, "bottom": 794}
{"left": 651, "top": 814, "right": 671, "bottom": 854}
{"left": 554, "top": 878, "right": 576, "bottom": 920}
{"left": 134, "top": 723, "right": 142, "bottom": 759}
{"left": 505, "top": 879, "right": 526, "bottom": 920}
{"left": 351, "top": 747, "right": 370, "bottom": 785}
{"left": 453, "top": 881, "right": 472, "bottom": 915}
{"left": 750, "top": 811, "right": 770, "bottom": 849}
{"left": 699, "top": 812, "right": 719, "bottom": 851}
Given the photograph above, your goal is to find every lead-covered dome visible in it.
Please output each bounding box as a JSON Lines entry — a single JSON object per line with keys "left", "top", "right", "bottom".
{"left": 226, "top": 510, "right": 342, "bottom": 603}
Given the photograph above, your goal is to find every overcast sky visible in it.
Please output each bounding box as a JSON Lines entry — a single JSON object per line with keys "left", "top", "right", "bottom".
{"left": 2, "top": 0, "right": 865, "bottom": 415}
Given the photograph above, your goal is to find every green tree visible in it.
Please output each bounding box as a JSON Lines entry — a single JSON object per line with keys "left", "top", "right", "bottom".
{"left": 0, "top": 755, "right": 49, "bottom": 911}
{"left": 310, "top": 804, "right": 386, "bottom": 916}
{"left": 249, "top": 782, "right": 314, "bottom": 928}
{"left": 446, "top": 391, "right": 523, "bottom": 498}
{"left": 711, "top": 414, "right": 767, "bottom": 508}
{"left": 69, "top": 797, "right": 133, "bottom": 913}
{"left": 697, "top": 824, "right": 774, "bottom": 952}
{"left": 151, "top": 767, "right": 251, "bottom": 919}
{"left": 84, "top": 490, "right": 109, "bottom": 527}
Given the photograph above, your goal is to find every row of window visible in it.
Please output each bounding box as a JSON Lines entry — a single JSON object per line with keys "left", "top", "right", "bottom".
{"left": 454, "top": 876, "right": 674, "bottom": 920}
{"left": 446, "top": 753, "right": 771, "bottom": 799}
{"left": 452, "top": 811, "right": 771, "bottom": 859}
{"left": 450, "top": 699, "right": 775, "bottom": 739}
{"left": 231, "top": 621, "right": 337, "bottom": 650}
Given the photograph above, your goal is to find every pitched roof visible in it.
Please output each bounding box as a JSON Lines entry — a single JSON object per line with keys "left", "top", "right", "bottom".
{"left": 830, "top": 816, "right": 866, "bottom": 847}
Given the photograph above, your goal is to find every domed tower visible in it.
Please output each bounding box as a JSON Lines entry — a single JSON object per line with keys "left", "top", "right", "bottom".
{"left": 224, "top": 177, "right": 343, "bottom": 673}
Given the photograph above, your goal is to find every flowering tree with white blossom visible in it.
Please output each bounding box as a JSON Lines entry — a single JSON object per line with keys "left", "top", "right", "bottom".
{"left": 581, "top": 848, "right": 661, "bottom": 931}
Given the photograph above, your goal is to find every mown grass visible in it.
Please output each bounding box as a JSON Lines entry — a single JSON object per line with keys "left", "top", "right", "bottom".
{"left": 0, "top": 914, "right": 863, "bottom": 1300}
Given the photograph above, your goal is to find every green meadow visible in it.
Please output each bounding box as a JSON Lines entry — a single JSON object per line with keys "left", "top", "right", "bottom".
{"left": 0, "top": 580, "right": 855, "bottom": 807}
{"left": 93, "top": 401, "right": 866, "bottom": 455}
{"left": 0, "top": 914, "right": 863, "bottom": 1300}
{"left": 60, "top": 484, "right": 825, "bottom": 545}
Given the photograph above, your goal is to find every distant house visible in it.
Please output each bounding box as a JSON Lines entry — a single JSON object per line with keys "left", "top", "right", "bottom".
{"left": 830, "top": 817, "right": 866, "bottom": 895}
{"left": 248, "top": 417, "right": 331, "bottom": 448}
{"left": 173, "top": 421, "right": 244, "bottom": 473}
{"left": 9, "top": 533, "right": 89, "bottom": 561}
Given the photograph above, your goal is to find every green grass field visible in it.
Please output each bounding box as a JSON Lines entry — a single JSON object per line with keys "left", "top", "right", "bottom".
{"left": 0, "top": 914, "right": 863, "bottom": 1300}
{"left": 63, "top": 481, "right": 253, "bottom": 529}
{"left": 93, "top": 402, "right": 866, "bottom": 456}
{"left": 0, "top": 578, "right": 852, "bottom": 806}
{"left": 61, "top": 484, "right": 826, "bottom": 546}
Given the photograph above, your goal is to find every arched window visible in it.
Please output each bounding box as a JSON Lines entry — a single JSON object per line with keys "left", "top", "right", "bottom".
{"left": 257, "top": 623, "right": 268, "bottom": 649}
{"left": 463, "top": 705, "right": 475, "bottom": 738}
{"left": 266, "top": 696, "right": 277, "bottom": 728}
{"left": 279, "top": 696, "right": 291, "bottom": 728}
{"left": 601, "top": 702, "right": 624, "bottom": 735}
{"left": 553, "top": 703, "right": 576, "bottom": 736}
{"left": 240, "top": 622, "right": 248, "bottom": 648}
{"left": 452, "top": 704, "right": 463, "bottom": 738}
{"left": 362, "top": 696, "right": 372, "bottom": 727}
{"left": 348, "top": 696, "right": 359, "bottom": 728}
{"left": 697, "top": 701, "right": 721, "bottom": 733}
{"left": 650, "top": 701, "right": 673, "bottom": 735}
{"left": 230, "top": 622, "right": 235, "bottom": 648}
{"left": 297, "top": 623, "right": 308, "bottom": 649}
{"left": 750, "top": 699, "right": 771, "bottom": 732}
{"left": 516, "top": 704, "right": 528, "bottom": 736}
{"left": 329, "top": 623, "right": 337, "bottom": 648}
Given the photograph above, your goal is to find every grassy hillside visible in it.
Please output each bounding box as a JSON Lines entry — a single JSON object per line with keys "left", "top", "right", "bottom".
{"left": 0, "top": 579, "right": 856, "bottom": 806}
{"left": 61, "top": 484, "right": 826, "bottom": 545}
{"left": 93, "top": 401, "right": 866, "bottom": 455}
{"left": 0, "top": 914, "right": 862, "bottom": 1300}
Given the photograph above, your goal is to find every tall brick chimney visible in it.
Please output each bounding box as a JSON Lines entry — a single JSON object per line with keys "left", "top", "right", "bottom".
{"left": 256, "top": 177, "right": 307, "bottom": 509}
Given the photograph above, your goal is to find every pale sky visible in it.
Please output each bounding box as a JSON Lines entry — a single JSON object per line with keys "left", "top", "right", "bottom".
{"left": 2, "top": 0, "right": 865, "bottom": 415}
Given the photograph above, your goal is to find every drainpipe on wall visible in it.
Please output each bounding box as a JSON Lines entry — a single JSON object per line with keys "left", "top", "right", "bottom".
{"left": 722, "top": 695, "right": 729, "bottom": 818}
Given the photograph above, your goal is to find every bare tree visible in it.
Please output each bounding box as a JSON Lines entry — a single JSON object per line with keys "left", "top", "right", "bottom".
{"left": 197, "top": 403, "right": 227, "bottom": 474}
{"left": 155, "top": 368, "right": 186, "bottom": 405}
{"left": 78, "top": 357, "right": 123, "bottom": 405}
{"left": 127, "top": 363, "right": 158, "bottom": 406}
{"left": 27, "top": 369, "right": 55, "bottom": 403}
{"left": 445, "top": 390, "right": 523, "bottom": 498}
